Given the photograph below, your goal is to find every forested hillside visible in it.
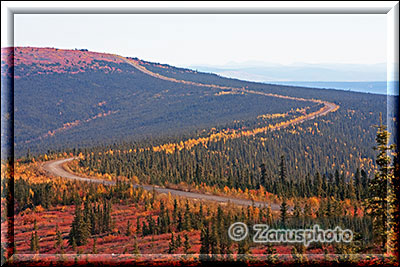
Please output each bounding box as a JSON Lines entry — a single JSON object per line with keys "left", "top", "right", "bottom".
{"left": 72, "top": 55, "right": 389, "bottom": 191}
{"left": 3, "top": 47, "right": 316, "bottom": 156}
{"left": 2, "top": 47, "right": 392, "bottom": 184}
{"left": 3, "top": 48, "right": 392, "bottom": 161}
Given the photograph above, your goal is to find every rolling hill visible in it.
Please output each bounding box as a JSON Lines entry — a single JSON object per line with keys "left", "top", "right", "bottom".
{"left": 1, "top": 47, "right": 393, "bottom": 163}
{"left": 1, "top": 47, "right": 314, "bottom": 155}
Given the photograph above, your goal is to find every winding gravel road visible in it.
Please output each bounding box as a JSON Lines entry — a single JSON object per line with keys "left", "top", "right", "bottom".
{"left": 41, "top": 56, "right": 339, "bottom": 211}
{"left": 42, "top": 158, "right": 282, "bottom": 210}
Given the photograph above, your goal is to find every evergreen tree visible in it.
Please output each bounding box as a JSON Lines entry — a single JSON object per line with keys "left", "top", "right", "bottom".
{"left": 30, "top": 232, "right": 39, "bottom": 252}
{"left": 173, "top": 199, "right": 178, "bottom": 223}
{"left": 314, "top": 172, "right": 323, "bottom": 197}
{"left": 361, "top": 169, "right": 369, "bottom": 198}
{"left": 103, "top": 201, "right": 112, "bottom": 232}
{"left": 55, "top": 224, "right": 63, "bottom": 250}
{"left": 259, "top": 163, "right": 267, "bottom": 189}
{"left": 279, "top": 155, "right": 287, "bottom": 185}
{"left": 354, "top": 168, "right": 362, "bottom": 200}
{"left": 389, "top": 150, "right": 399, "bottom": 255}
{"left": 69, "top": 201, "right": 90, "bottom": 246}
{"left": 126, "top": 220, "right": 132, "bottom": 236}
{"left": 366, "top": 113, "right": 395, "bottom": 250}
{"left": 197, "top": 203, "right": 204, "bottom": 229}
{"left": 183, "top": 201, "right": 191, "bottom": 230}
{"left": 177, "top": 211, "right": 183, "bottom": 231}
{"left": 176, "top": 234, "right": 182, "bottom": 248}
{"left": 71, "top": 236, "right": 76, "bottom": 251}
{"left": 200, "top": 226, "right": 210, "bottom": 255}
{"left": 265, "top": 205, "right": 272, "bottom": 225}
{"left": 280, "top": 198, "right": 288, "bottom": 228}
{"left": 30, "top": 220, "right": 39, "bottom": 252}
{"left": 168, "top": 232, "right": 176, "bottom": 254}
{"left": 210, "top": 225, "right": 220, "bottom": 255}
{"left": 133, "top": 236, "right": 140, "bottom": 255}
{"left": 92, "top": 237, "right": 97, "bottom": 254}
{"left": 183, "top": 234, "right": 191, "bottom": 254}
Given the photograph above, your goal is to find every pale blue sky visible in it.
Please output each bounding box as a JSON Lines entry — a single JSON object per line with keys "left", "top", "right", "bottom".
{"left": 14, "top": 14, "right": 386, "bottom": 67}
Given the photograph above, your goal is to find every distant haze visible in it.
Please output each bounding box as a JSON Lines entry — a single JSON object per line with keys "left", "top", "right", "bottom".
{"left": 189, "top": 62, "right": 398, "bottom": 95}
{"left": 14, "top": 14, "right": 387, "bottom": 70}
{"left": 189, "top": 62, "right": 387, "bottom": 82}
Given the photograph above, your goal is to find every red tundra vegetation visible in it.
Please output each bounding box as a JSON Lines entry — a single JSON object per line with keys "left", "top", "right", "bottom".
{"left": 1, "top": 157, "right": 397, "bottom": 266}
{"left": 1, "top": 47, "right": 128, "bottom": 78}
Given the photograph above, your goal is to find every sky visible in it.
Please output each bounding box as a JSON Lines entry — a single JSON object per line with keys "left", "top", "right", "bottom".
{"left": 14, "top": 14, "right": 387, "bottom": 68}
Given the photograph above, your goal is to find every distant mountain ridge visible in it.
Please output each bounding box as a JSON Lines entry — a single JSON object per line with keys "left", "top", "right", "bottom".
{"left": 269, "top": 81, "right": 398, "bottom": 95}
{"left": 190, "top": 62, "right": 387, "bottom": 82}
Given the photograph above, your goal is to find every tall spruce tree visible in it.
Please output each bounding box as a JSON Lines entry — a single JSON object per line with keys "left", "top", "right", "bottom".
{"left": 55, "top": 224, "right": 62, "bottom": 250}
{"left": 280, "top": 198, "right": 288, "bottom": 228}
{"left": 168, "top": 232, "right": 176, "bottom": 254}
{"left": 126, "top": 220, "right": 132, "bottom": 236}
{"left": 200, "top": 225, "right": 210, "bottom": 255}
{"left": 279, "top": 155, "right": 287, "bottom": 185}
{"left": 183, "top": 234, "right": 191, "bottom": 254}
{"left": 69, "top": 201, "right": 90, "bottom": 246}
{"left": 30, "top": 220, "right": 39, "bottom": 252}
{"left": 133, "top": 236, "right": 140, "bottom": 255}
{"left": 366, "top": 113, "right": 395, "bottom": 250}
{"left": 259, "top": 163, "right": 267, "bottom": 189}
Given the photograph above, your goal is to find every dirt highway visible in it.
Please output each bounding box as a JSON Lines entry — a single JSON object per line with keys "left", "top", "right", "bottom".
{"left": 42, "top": 158, "right": 282, "bottom": 210}
{"left": 42, "top": 55, "right": 340, "bottom": 211}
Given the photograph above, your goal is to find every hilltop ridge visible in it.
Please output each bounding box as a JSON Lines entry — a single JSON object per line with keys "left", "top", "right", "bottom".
{"left": 2, "top": 47, "right": 324, "bottom": 155}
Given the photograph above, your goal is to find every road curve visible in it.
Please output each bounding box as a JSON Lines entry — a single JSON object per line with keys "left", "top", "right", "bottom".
{"left": 42, "top": 56, "right": 339, "bottom": 211}
{"left": 42, "top": 158, "right": 115, "bottom": 185}
{"left": 120, "top": 56, "right": 339, "bottom": 139}
{"left": 42, "top": 158, "right": 282, "bottom": 210}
